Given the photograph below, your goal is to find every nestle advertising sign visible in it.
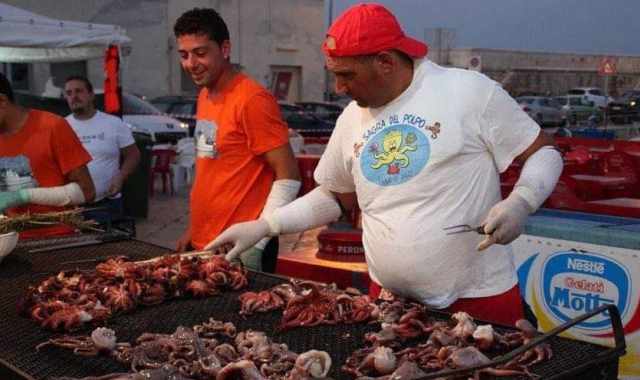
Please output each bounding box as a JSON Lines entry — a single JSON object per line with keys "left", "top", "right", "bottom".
{"left": 542, "top": 251, "right": 631, "bottom": 330}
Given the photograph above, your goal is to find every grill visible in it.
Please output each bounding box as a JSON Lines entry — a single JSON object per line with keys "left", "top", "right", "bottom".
{"left": 0, "top": 240, "right": 625, "bottom": 380}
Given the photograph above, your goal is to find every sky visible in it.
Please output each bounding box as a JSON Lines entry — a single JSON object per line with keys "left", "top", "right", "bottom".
{"left": 327, "top": 0, "right": 640, "bottom": 56}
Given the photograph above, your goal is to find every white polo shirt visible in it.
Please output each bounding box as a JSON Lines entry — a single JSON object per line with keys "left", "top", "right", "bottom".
{"left": 66, "top": 111, "right": 135, "bottom": 201}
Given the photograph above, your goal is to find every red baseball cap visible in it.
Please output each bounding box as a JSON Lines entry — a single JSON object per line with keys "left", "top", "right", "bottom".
{"left": 322, "top": 3, "right": 428, "bottom": 58}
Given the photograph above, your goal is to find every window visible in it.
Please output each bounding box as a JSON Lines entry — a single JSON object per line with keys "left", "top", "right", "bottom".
{"left": 170, "top": 102, "right": 195, "bottom": 115}
{"left": 568, "top": 89, "right": 586, "bottom": 95}
{"left": 152, "top": 101, "right": 172, "bottom": 113}
{"left": 5, "top": 63, "right": 30, "bottom": 91}
{"left": 270, "top": 66, "right": 301, "bottom": 102}
{"left": 51, "top": 61, "right": 86, "bottom": 88}
{"left": 589, "top": 89, "right": 602, "bottom": 96}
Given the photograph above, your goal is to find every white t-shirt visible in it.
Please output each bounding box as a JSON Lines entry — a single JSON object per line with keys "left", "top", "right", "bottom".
{"left": 66, "top": 111, "right": 135, "bottom": 201}
{"left": 314, "top": 59, "right": 540, "bottom": 308}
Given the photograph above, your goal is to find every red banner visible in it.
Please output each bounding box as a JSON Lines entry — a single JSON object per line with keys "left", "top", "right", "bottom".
{"left": 104, "top": 44, "right": 122, "bottom": 117}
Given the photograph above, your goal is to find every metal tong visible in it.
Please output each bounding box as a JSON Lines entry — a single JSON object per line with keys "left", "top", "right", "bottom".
{"left": 443, "top": 224, "right": 487, "bottom": 235}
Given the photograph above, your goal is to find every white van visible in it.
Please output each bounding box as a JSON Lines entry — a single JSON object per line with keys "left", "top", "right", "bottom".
{"left": 95, "top": 92, "right": 189, "bottom": 145}
{"left": 567, "top": 87, "right": 612, "bottom": 110}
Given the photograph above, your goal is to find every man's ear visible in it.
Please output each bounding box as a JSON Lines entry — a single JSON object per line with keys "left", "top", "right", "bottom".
{"left": 221, "top": 40, "right": 231, "bottom": 60}
{"left": 375, "top": 51, "right": 395, "bottom": 74}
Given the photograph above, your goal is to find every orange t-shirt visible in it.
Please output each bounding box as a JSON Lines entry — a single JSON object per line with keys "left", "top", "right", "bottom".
{"left": 190, "top": 73, "right": 289, "bottom": 249}
{"left": 0, "top": 109, "right": 91, "bottom": 221}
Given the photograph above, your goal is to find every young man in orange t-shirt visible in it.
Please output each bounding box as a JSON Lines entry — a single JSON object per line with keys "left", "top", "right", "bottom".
{"left": 173, "top": 8, "right": 301, "bottom": 272}
{"left": 0, "top": 73, "right": 95, "bottom": 234}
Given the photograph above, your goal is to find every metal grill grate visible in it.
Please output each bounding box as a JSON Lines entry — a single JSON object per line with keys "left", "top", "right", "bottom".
{"left": 16, "top": 229, "right": 132, "bottom": 253}
{"left": 0, "top": 240, "right": 622, "bottom": 380}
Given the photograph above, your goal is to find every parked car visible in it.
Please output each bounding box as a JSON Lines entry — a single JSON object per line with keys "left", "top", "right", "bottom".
{"left": 13, "top": 91, "right": 69, "bottom": 116}
{"left": 608, "top": 90, "right": 640, "bottom": 124}
{"left": 567, "top": 87, "right": 611, "bottom": 109}
{"left": 94, "top": 92, "right": 189, "bottom": 145}
{"left": 14, "top": 91, "right": 187, "bottom": 145}
{"left": 150, "top": 95, "right": 197, "bottom": 136}
{"left": 327, "top": 94, "right": 352, "bottom": 108}
{"left": 554, "top": 95, "right": 604, "bottom": 125}
{"left": 278, "top": 102, "right": 334, "bottom": 137}
{"left": 288, "top": 129, "right": 305, "bottom": 154}
{"left": 516, "top": 96, "right": 565, "bottom": 127}
{"left": 295, "top": 101, "right": 343, "bottom": 123}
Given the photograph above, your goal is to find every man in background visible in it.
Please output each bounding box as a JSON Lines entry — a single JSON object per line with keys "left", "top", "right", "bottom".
{"left": 64, "top": 76, "right": 140, "bottom": 224}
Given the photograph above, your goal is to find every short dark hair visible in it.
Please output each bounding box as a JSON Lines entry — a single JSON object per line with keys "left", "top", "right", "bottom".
{"left": 173, "top": 8, "right": 229, "bottom": 46}
{"left": 0, "top": 72, "right": 14, "bottom": 102}
{"left": 65, "top": 75, "right": 94, "bottom": 93}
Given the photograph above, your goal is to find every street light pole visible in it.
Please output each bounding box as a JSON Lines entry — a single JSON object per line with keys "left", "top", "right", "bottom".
{"left": 323, "top": 0, "right": 333, "bottom": 101}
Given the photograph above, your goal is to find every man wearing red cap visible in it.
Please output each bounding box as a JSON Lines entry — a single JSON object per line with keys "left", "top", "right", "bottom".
{"left": 209, "top": 3, "right": 563, "bottom": 326}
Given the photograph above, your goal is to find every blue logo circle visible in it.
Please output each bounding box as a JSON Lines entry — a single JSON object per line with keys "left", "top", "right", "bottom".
{"left": 360, "top": 125, "right": 430, "bottom": 186}
{"left": 542, "top": 251, "right": 630, "bottom": 330}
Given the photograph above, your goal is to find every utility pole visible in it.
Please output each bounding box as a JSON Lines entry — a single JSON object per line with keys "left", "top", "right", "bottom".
{"left": 323, "top": 0, "right": 334, "bottom": 101}
{"left": 423, "top": 27, "right": 455, "bottom": 65}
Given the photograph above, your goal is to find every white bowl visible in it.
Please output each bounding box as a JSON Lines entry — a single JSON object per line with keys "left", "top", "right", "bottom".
{"left": 0, "top": 232, "right": 18, "bottom": 263}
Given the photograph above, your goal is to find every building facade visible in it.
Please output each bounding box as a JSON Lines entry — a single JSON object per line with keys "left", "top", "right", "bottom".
{"left": 446, "top": 48, "right": 640, "bottom": 97}
{"left": 1, "top": 0, "right": 326, "bottom": 102}
{"left": 4, "top": 0, "right": 640, "bottom": 103}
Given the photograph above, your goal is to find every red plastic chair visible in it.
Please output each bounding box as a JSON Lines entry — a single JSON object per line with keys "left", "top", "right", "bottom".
{"left": 499, "top": 163, "right": 521, "bottom": 198}
{"left": 150, "top": 149, "right": 176, "bottom": 196}
{"left": 600, "top": 151, "right": 637, "bottom": 177}
{"left": 545, "top": 177, "right": 585, "bottom": 210}
{"left": 598, "top": 151, "right": 639, "bottom": 198}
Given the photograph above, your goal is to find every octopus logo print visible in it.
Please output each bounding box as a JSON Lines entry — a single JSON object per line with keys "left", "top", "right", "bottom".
{"left": 195, "top": 119, "right": 218, "bottom": 159}
{"left": 360, "top": 125, "right": 429, "bottom": 186}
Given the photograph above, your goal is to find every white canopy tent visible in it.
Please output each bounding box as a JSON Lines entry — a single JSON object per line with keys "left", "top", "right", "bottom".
{"left": 0, "top": 2, "right": 130, "bottom": 63}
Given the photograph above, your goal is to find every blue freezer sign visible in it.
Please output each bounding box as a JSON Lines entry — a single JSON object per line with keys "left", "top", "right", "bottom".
{"left": 542, "top": 252, "right": 631, "bottom": 330}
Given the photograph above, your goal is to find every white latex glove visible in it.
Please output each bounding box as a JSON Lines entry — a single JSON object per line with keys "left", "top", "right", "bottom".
{"left": 477, "top": 193, "right": 532, "bottom": 251}
{"left": 204, "top": 219, "right": 271, "bottom": 262}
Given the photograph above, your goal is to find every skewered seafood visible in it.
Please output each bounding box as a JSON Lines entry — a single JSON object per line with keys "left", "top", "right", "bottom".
{"left": 0, "top": 208, "right": 100, "bottom": 234}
